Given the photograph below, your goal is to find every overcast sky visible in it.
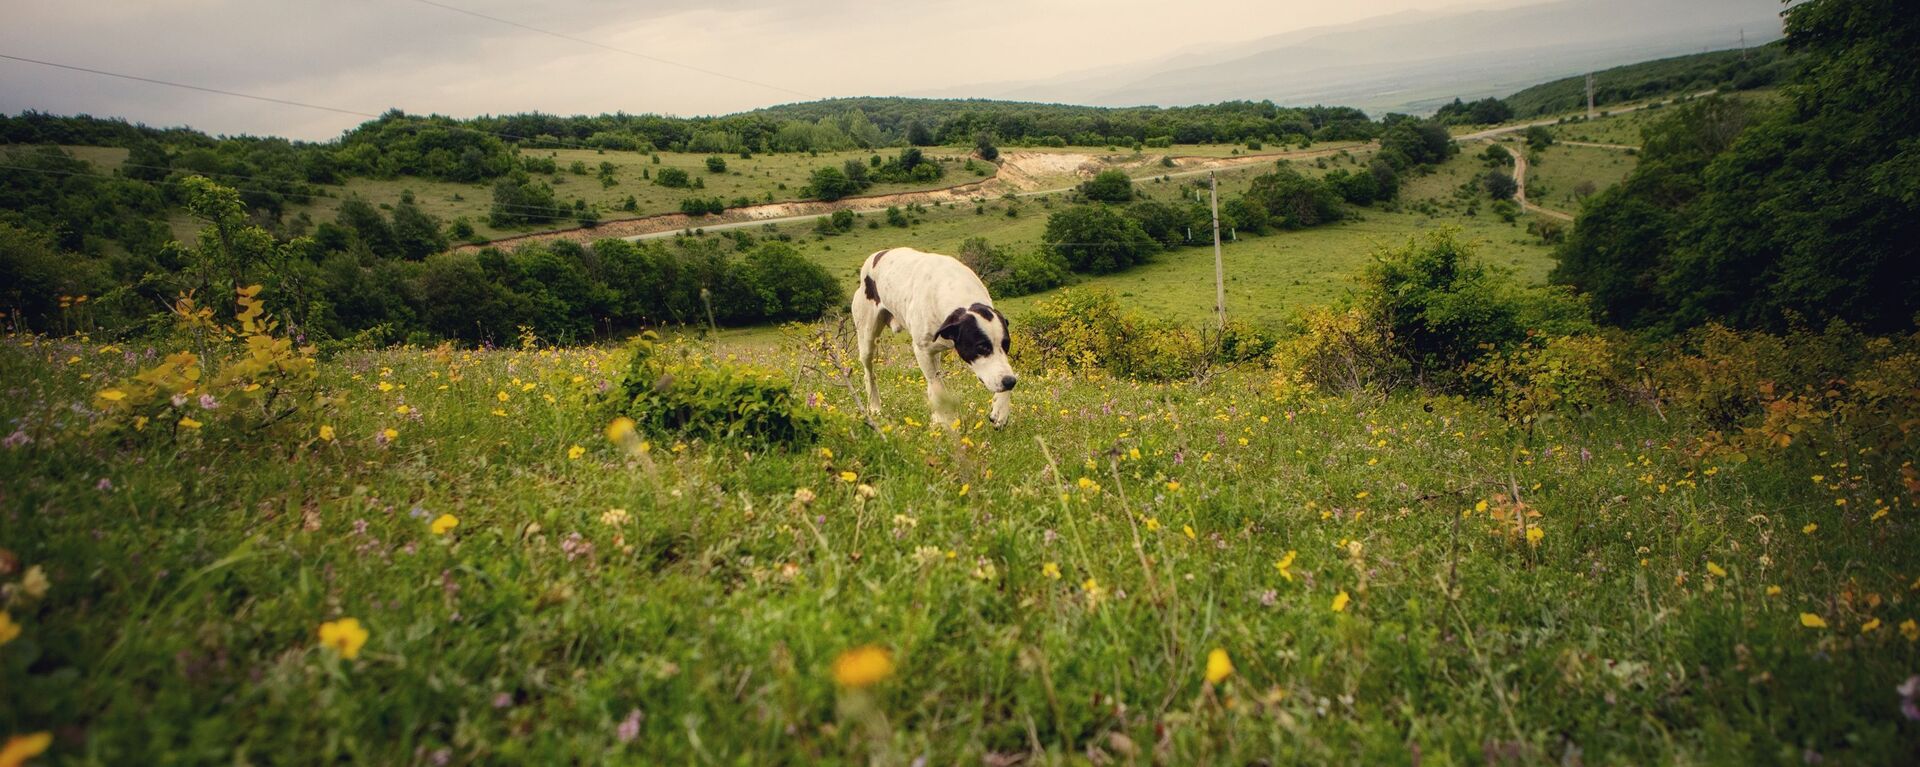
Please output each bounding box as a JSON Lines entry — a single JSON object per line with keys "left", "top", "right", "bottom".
{"left": 0, "top": 0, "right": 1537, "bottom": 140}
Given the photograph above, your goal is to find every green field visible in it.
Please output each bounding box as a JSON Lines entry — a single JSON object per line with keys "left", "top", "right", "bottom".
{"left": 1523, "top": 143, "right": 1637, "bottom": 212}
{"left": 5, "top": 307, "right": 1915, "bottom": 763}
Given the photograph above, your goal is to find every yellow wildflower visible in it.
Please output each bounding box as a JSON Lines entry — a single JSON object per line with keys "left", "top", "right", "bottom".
{"left": 318, "top": 425, "right": 335, "bottom": 442}
{"left": 98, "top": 388, "right": 126, "bottom": 402}
{"left": 317, "top": 617, "right": 369, "bottom": 659}
{"left": 178, "top": 416, "right": 203, "bottom": 430}
{"left": 831, "top": 645, "right": 894, "bottom": 689}
{"left": 0, "top": 732, "right": 53, "bottom": 767}
{"left": 1803, "top": 523, "right": 1818, "bottom": 534}
{"left": 1901, "top": 619, "right": 1919, "bottom": 642}
{"left": 382, "top": 428, "right": 398, "bottom": 442}
{"left": 1525, "top": 526, "right": 1544, "bottom": 546}
{"left": 1273, "top": 551, "right": 1297, "bottom": 581}
{"left": 1861, "top": 618, "right": 1881, "bottom": 634}
{"left": 20, "top": 567, "right": 47, "bottom": 600}
{"left": 567, "top": 445, "right": 585, "bottom": 460}
{"left": 430, "top": 514, "right": 459, "bottom": 535}
{"left": 1799, "top": 613, "right": 1827, "bottom": 629}
{"left": 1204, "top": 648, "right": 1234, "bottom": 684}
{"left": 1706, "top": 562, "right": 1727, "bottom": 578}
{"left": 1041, "top": 562, "right": 1061, "bottom": 580}
{"left": 0, "top": 612, "right": 19, "bottom": 645}
{"left": 1331, "top": 591, "right": 1351, "bottom": 612}
{"left": 1766, "top": 585, "right": 1782, "bottom": 597}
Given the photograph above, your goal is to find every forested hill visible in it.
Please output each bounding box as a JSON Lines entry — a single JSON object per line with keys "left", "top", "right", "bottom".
{"left": 1503, "top": 41, "right": 1800, "bottom": 116}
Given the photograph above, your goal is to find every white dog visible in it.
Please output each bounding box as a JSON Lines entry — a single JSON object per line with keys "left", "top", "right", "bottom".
{"left": 851, "top": 247, "right": 1017, "bottom": 427}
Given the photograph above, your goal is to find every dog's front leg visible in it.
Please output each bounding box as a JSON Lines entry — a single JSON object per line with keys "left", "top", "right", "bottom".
{"left": 911, "top": 343, "right": 951, "bottom": 425}
{"left": 990, "top": 391, "right": 1012, "bottom": 428}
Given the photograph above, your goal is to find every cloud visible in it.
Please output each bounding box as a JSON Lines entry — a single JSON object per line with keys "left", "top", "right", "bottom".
{"left": 1, "top": 0, "right": 1522, "bottom": 140}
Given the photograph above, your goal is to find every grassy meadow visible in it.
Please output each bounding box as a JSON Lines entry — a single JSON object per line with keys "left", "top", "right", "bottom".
{"left": 1521, "top": 143, "right": 1636, "bottom": 214}
{"left": 4, "top": 309, "right": 1918, "bottom": 764}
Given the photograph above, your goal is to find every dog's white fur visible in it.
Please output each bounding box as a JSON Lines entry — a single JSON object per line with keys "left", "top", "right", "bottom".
{"left": 852, "top": 247, "right": 1017, "bottom": 427}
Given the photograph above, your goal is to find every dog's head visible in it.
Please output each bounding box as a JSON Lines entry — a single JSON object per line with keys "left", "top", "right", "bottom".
{"left": 936, "top": 303, "right": 1017, "bottom": 395}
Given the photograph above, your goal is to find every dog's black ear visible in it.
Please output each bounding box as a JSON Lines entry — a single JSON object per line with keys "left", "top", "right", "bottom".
{"left": 935, "top": 307, "right": 970, "bottom": 340}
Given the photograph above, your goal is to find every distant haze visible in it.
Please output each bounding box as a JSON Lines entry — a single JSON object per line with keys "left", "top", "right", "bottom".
{"left": 0, "top": 0, "right": 1785, "bottom": 141}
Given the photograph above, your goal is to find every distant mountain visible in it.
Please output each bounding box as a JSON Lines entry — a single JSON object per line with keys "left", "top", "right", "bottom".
{"left": 922, "top": 0, "right": 1784, "bottom": 117}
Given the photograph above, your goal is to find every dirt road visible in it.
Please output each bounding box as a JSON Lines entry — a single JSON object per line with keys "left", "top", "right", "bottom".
{"left": 453, "top": 144, "right": 1366, "bottom": 251}
{"left": 1486, "top": 139, "right": 1572, "bottom": 222}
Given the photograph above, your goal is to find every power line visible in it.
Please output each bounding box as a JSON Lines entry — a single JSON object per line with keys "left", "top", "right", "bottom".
{"left": 402, "top": 0, "right": 818, "bottom": 101}
{"left": 0, "top": 53, "right": 378, "bottom": 119}
{"left": 0, "top": 52, "right": 643, "bottom": 153}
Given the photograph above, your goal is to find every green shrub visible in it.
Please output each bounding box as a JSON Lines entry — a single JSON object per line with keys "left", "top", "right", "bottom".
{"left": 603, "top": 333, "right": 822, "bottom": 446}
{"left": 958, "top": 238, "right": 1069, "bottom": 298}
{"left": 654, "top": 167, "right": 691, "bottom": 188}
{"left": 1078, "top": 169, "right": 1135, "bottom": 202}
{"left": 1043, "top": 205, "right": 1157, "bottom": 274}
{"left": 1360, "top": 230, "right": 1526, "bottom": 389}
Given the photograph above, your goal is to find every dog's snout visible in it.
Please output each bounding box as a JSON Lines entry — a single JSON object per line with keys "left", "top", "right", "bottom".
{"left": 1000, "top": 375, "right": 1017, "bottom": 391}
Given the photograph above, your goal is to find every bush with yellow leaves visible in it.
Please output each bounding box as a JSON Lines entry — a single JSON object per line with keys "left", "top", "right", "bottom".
{"left": 1021, "top": 289, "right": 1211, "bottom": 382}
{"left": 1470, "top": 333, "right": 1626, "bottom": 427}
{"left": 92, "top": 285, "right": 322, "bottom": 441}
{"left": 1654, "top": 322, "right": 1920, "bottom": 458}
{"left": 1267, "top": 304, "right": 1403, "bottom": 399}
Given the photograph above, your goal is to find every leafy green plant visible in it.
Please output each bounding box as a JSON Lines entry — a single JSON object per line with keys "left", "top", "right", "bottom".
{"left": 603, "top": 332, "right": 822, "bottom": 446}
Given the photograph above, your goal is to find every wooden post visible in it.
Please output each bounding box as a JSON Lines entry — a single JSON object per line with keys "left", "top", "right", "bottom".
{"left": 1210, "top": 172, "right": 1226, "bottom": 330}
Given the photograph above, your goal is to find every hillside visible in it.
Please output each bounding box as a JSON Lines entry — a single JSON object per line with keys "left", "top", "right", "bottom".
{"left": 1504, "top": 42, "right": 1800, "bottom": 116}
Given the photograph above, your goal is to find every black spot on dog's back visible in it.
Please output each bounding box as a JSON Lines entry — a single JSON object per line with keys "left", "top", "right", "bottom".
{"left": 864, "top": 275, "right": 881, "bottom": 303}
{"left": 869, "top": 248, "right": 892, "bottom": 268}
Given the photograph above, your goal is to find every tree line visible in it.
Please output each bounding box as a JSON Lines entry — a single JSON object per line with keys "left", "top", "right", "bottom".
{"left": 1, "top": 172, "right": 839, "bottom": 345}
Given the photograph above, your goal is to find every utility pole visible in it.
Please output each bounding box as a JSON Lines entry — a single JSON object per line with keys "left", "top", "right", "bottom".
{"left": 1739, "top": 28, "right": 1748, "bottom": 61}
{"left": 1585, "top": 73, "right": 1596, "bottom": 119}
{"left": 1209, "top": 172, "right": 1225, "bottom": 330}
